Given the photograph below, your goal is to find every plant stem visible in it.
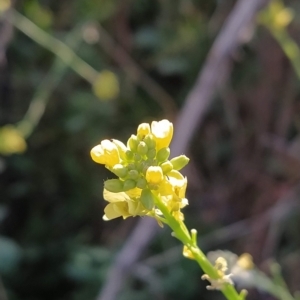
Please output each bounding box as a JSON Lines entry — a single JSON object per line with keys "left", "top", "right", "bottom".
{"left": 5, "top": 9, "right": 98, "bottom": 84}
{"left": 154, "top": 194, "right": 243, "bottom": 300}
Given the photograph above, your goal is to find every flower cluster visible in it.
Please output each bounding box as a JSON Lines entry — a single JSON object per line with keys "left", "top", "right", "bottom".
{"left": 90, "top": 120, "right": 189, "bottom": 222}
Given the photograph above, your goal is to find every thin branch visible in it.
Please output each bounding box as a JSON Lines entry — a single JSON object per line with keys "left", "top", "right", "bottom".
{"left": 95, "top": 24, "right": 177, "bottom": 119}
{"left": 97, "top": 1, "right": 269, "bottom": 299}
{"left": 5, "top": 9, "right": 99, "bottom": 83}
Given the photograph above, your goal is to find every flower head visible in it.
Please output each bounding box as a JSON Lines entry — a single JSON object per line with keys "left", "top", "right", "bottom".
{"left": 90, "top": 119, "right": 189, "bottom": 221}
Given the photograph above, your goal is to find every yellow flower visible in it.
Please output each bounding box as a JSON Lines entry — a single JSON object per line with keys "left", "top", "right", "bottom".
{"left": 237, "top": 253, "right": 254, "bottom": 270}
{"left": 151, "top": 120, "right": 173, "bottom": 150}
{"left": 137, "top": 123, "right": 151, "bottom": 136}
{"left": 103, "top": 188, "right": 147, "bottom": 220}
{"left": 146, "top": 166, "right": 164, "bottom": 184}
{"left": 0, "top": 125, "right": 27, "bottom": 155}
{"left": 92, "top": 70, "right": 119, "bottom": 101}
{"left": 90, "top": 139, "right": 120, "bottom": 168}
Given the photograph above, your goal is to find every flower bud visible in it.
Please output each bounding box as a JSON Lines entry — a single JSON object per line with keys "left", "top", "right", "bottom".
{"left": 151, "top": 119, "right": 173, "bottom": 150}
{"left": 137, "top": 123, "right": 151, "bottom": 137}
{"left": 123, "top": 179, "right": 136, "bottom": 191}
{"left": 143, "top": 135, "right": 156, "bottom": 149}
{"left": 126, "top": 150, "right": 134, "bottom": 160}
{"left": 128, "top": 170, "right": 139, "bottom": 180}
{"left": 160, "top": 161, "right": 173, "bottom": 174}
{"left": 170, "top": 155, "right": 189, "bottom": 170}
{"left": 136, "top": 177, "right": 147, "bottom": 189}
{"left": 137, "top": 141, "right": 148, "bottom": 155}
{"left": 140, "top": 188, "right": 155, "bottom": 210}
{"left": 146, "top": 166, "right": 164, "bottom": 184}
{"left": 112, "top": 164, "right": 128, "bottom": 178}
{"left": 156, "top": 147, "right": 170, "bottom": 162}
{"left": 90, "top": 140, "right": 121, "bottom": 167}
{"left": 127, "top": 135, "right": 138, "bottom": 152}
{"left": 147, "top": 148, "right": 156, "bottom": 160}
{"left": 104, "top": 179, "right": 124, "bottom": 193}
{"left": 133, "top": 153, "right": 141, "bottom": 161}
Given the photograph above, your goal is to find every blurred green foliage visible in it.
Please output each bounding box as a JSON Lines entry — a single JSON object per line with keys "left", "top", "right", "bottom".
{"left": 1, "top": 0, "right": 300, "bottom": 299}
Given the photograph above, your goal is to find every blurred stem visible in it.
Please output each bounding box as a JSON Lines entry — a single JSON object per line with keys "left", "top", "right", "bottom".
{"left": 252, "top": 270, "right": 295, "bottom": 300}
{"left": 265, "top": 25, "right": 300, "bottom": 80}
{"left": 153, "top": 194, "right": 243, "bottom": 300}
{"left": 16, "top": 24, "right": 85, "bottom": 138}
{"left": 5, "top": 9, "right": 98, "bottom": 84}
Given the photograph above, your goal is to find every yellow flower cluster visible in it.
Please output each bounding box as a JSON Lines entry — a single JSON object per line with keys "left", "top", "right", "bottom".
{"left": 90, "top": 120, "right": 189, "bottom": 222}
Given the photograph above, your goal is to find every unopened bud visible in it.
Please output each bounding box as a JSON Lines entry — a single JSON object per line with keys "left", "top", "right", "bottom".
{"left": 147, "top": 148, "right": 156, "bottom": 159}
{"left": 123, "top": 179, "right": 136, "bottom": 191}
{"left": 136, "top": 177, "right": 147, "bottom": 189}
{"left": 160, "top": 161, "right": 173, "bottom": 174}
{"left": 126, "top": 150, "right": 134, "bottom": 160}
{"left": 104, "top": 179, "right": 124, "bottom": 193}
{"left": 128, "top": 170, "right": 139, "bottom": 180}
{"left": 112, "top": 164, "right": 128, "bottom": 178}
{"left": 127, "top": 135, "right": 138, "bottom": 152}
{"left": 140, "top": 188, "right": 155, "bottom": 210}
{"left": 144, "top": 135, "right": 156, "bottom": 149}
{"left": 137, "top": 141, "right": 148, "bottom": 155}
{"left": 170, "top": 155, "right": 189, "bottom": 170}
{"left": 156, "top": 147, "right": 170, "bottom": 162}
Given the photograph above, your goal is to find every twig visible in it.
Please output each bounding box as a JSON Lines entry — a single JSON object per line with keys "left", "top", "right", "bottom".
{"left": 95, "top": 24, "right": 177, "bottom": 120}
{"left": 14, "top": 23, "right": 87, "bottom": 138}
{"left": 5, "top": 9, "right": 98, "bottom": 84}
{"left": 97, "top": 1, "right": 269, "bottom": 299}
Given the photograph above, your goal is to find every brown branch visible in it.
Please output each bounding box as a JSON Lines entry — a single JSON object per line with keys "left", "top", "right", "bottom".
{"left": 97, "top": 1, "right": 269, "bottom": 299}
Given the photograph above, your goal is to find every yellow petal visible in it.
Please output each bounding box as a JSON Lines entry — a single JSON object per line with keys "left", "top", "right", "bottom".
{"left": 103, "top": 203, "right": 123, "bottom": 220}
{"left": 103, "top": 189, "right": 129, "bottom": 203}
{"left": 146, "top": 166, "right": 164, "bottom": 184}
{"left": 151, "top": 120, "right": 173, "bottom": 150}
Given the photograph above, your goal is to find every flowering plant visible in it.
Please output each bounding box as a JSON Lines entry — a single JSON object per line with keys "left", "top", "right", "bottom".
{"left": 90, "top": 119, "right": 296, "bottom": 300}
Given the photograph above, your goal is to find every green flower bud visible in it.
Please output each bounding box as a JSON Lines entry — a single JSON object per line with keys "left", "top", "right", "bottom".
{"left": 156, "top": 147, "right": 170, "bottom": 162}
{"left": 136, "top": 177, "right": 147, "bottom": 189}
{"left": 104, "top": 179, "right": 124, "bottom": 193}
{"left": 137, "top": 141, "right": 148, "bottom": 155}
{"left": 123, "top": 179, "right": 136, "bottom": 191}
{"left": 127, "top": 163, "right": 136, "bottom": 170}
{"left": 112, "top": 164, "right": 128, "bottom": 178}
{"left": 143, "top": 135, "right": 156, "bottom": 149}
{"left": 134, "top": 153, "right": 141, "bottom": 161}
{"left": 170, "top": 155, "right": 190, "bottom": 170}
{"left": 127, "top": 135, "right": 138, "bottom": 152}
{"left": 140, "top": 188, "right": 155, "bottom": 210}
{"left": 147, "top": 148, "right": 156, "bottom": 160}
{"left": 160, "top": 161, "right": 173, "bottom": 174}
{"left": 126, "top": 150, "right": 134, "bottom": 160}
{"left": 128, "top": 170, "right": 139, "bottom": 180}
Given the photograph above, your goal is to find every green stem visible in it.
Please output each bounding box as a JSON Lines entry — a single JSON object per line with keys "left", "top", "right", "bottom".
{"left": 5, "top": 9, "right": 99, "bottom": 84}
{"left": 16, "top": 24, "right": 85, "bottom": 138}
{"left": 154, "top": 194, "right": 243, "bottom": 300}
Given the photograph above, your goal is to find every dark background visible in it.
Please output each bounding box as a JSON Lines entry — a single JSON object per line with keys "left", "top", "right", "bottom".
{"left": 1, "top": 0, "right": 300, "bottom": 299}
